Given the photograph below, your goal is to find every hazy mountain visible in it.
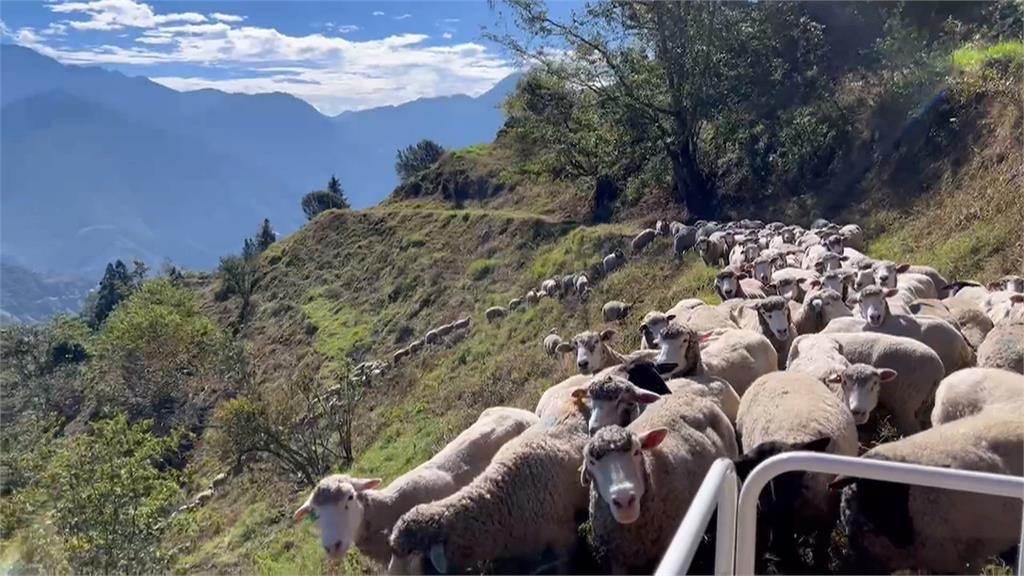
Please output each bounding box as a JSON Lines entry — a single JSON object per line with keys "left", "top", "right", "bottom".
{"left": 0, "top": 44, "right": 518, "bottom": 285}
{"left": 0, "top": 258, "right": 95, "bottom": 325}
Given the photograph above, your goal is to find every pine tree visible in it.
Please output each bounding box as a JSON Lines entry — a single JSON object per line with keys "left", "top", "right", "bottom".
{"left": 255, "top": 218, "right": 276, "bottom": 253}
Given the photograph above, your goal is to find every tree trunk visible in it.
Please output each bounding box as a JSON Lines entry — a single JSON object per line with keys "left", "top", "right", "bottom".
{"left": 667, "top": 139, "right": 717, "bottom": 220}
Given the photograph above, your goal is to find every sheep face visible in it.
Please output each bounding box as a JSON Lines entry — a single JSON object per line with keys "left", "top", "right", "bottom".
{"left": 1000, "top": 276, "right": 1024, "bottom": 293}
{"left": 743, "top": 242, "right": 760, "bottom": 262}
{"left": 871, "top": 261, "right": 903, "bottom": 288}
{"left": 826, "top": 234, "right": 844, "bottom": 255}
{"left": 641, "top": 312, "right": 670, "bottom": 349}
{"left": 822, "top": 270, "right": 851, "bottom": 295}
{"left": 654, "top": 323, "right": 700, "bottom": 376}
{"left": 582, "top": 426, "right": 667, "bottom": 525}
{"left": 853, "top": 287, "right": 897, "bottom": 327}
{"left": 755, "top": 300, "right": 791, "bottom": 341}
{"left": 816, "top": 252, "right": 843, "bottom": 273}
{"left": 775, "top": 278, "right": 801, "bottom": 301}
{"left": 807, "top": 289, "right": 850, "bottom": 323}
{"left": 752, "top": 259, "right": 774, "bottom": 285}
{"left": 569, "top": 329, "right": 616, "bottom": 374}
{"left": 572, "top": 376, "right": 661, "bottom": 436}
{"left": 853, "top": 267, "right": 875, "bottom": 291}
{"left": 829, "top": 364, "right": 897, "bottom": 424}
{"left": 294, "top": 475, "right": 381, "bottom": 561}
{"left": 716, "top": 270, "right": 743, "bottom": 300}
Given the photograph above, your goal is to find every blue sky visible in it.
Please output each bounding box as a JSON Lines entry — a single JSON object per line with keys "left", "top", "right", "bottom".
{"left": 0, "top": 0, "right": 581, "bottom": 114}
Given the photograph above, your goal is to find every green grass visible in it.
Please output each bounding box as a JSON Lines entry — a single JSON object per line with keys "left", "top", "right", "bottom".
{"left": 527, "top": 225, "right": 632, "bottom": 281}
{"left": 868, "top": 217, "right": 1018, "bottom": 280}
{"left": 467, "top": 258, "right": 498, "bottom": 281}
{"left": 952, "top": 41, "right": 1024, "bottom": 71}
{"left": 449, "top": 143, "right": 492, "bottom": 159}
{"left": 301, "top": 296, "right": 372, "bottom": 365}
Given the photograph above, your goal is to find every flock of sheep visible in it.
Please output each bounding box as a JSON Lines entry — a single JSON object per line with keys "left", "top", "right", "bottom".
{"left": 296, "top": 217, "right": 1024, "bottom": 575}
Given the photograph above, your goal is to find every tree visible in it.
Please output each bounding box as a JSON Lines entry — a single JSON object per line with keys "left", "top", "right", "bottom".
{"left": 301, "top": 177, "right": 350, "bottom": 221}
{"left": 39, "top": 415, "right": 182, "bottom": 574}
{"left": 88, "top": 259, "right": 145, "bottom": 328}
{"left": 217, "top": 255, "right": 258, "bottom": 325}
{"left": 255, "top": 218, "right": 276, "bottom": 253}
{"left": 395, "top": 140, "right": 446, "bottom": 181}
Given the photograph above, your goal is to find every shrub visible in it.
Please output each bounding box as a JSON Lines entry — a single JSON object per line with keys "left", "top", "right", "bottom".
{"left": 467, "top": 258, "right": 497, "bottom": 281}
{"left": 396, "top": 140, "right": 446, "bottom": 181}
{"left": 301, "top": 190, "right": 349, "bottom": 221}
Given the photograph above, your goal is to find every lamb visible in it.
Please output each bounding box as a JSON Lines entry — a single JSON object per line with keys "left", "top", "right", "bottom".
{"left": 603, "top": 249, "right": 626, "bottom": 274}
{"left": 978, "top": 321, "right": 1024, "bottom": 373}
{"left": 792, "top": 288, "right": 852, "bottom": 335}
{"left": 507, "top": 297, "right": 522, "bottom": 312}
{"left": 581, "top": 392, "right": 737, "bottom": 573}
{"left": 602, "top": 300, "right": 632, "bottom": 322}
{"left": 930, "top": 367, "right": 1024, "bottom": 425}
{"left": 696, "top": 235, "right": 728, "bottom": 267}
{"left": 787, "top": 332, "right": 944, "bottom": 434}
{"left": 542, "top": 329, "right": 564, "bottom": 357}
{"left": 714, "top": 268, "right": 768, "bottom": 300}
{"left": 734, "top": 372, "right": 858, "bottom": 571}
{"left": 832, "top": 411, "right": 1024, "bottom": 574}
{"left": 731, "top": 296, "right": 794, "bottom": 368}
{"left": 484, "top": 306, "right": 507, "bottom": 323}
{"left": 653, "top": 320, "right": 777, "bottom": 396}
{"left": 388, "top": 408, "right": 590, "bottom": 574}
{"left": 826, "top": 285, "right": 976, "bottom": 374}
{"left": 295, "top": 407, "right": 537, "bottom": 564}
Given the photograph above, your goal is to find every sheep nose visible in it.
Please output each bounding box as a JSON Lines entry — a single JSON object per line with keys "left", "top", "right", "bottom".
{"left": 612, "top": 493, "right": 637, "bottom": 509}
{"left": 577, "top": 360, "right": 589, "bottom": 369}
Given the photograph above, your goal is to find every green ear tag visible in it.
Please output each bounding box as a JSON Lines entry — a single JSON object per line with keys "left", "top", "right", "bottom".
{"left": 307, "top": 510, "right": 318, "bottom": 523}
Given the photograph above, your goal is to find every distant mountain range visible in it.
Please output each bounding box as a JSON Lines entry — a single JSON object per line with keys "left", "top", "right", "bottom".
{"left": 0, "top": 258, "right": 94, "bottom": 325}
{"left": 0, "top": 44, "right": 519, "bottom": 280}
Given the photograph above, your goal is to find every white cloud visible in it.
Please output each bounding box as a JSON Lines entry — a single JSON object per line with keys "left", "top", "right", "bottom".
{"left": 42, "top": 22, "right": 69, "bottom": 36}
{"left": 11, "top": 2, "right": 516, "bottom": 114}
{"left": 334, "top": 24, "right": 359, "bottom": 34}
{"left": 442, "top": 18, "right": 460, "bottom": 23}
{"left": 371, "top": 11, "right": 385, "bottom": 16}
{"left": 442, "top": 32, "right": 453, "bottom": 39}
{"left": 210, "top": 12, "right": 245, "bottom": 23}
{"left": 49, "top": 0, "right": 205, "bottom": 31}
{"left": 393, "top": 13, "right": 412, "bottom": 20}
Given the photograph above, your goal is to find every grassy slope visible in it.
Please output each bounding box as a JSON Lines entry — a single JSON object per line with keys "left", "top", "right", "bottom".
{"left": 174, "top": 88, "right": 1020, "bottom": 574}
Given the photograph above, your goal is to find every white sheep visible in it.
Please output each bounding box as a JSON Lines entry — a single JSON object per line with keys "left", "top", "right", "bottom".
{"left": 696, "top": 235, "right": 729, "bottom": 267}
{"left": 791, "top": 288, "right": 852, "bottom": 335}
{"left": 484, "top": 306, "right": 508, "bottom": 323}
{"left": 832, "top": 411, "right": 1023, "bottom": 574}
{"left": 451, "top": 317, "right": 471, "bottom": 331}
{"left": 540, "top": 278, "right": 559, "bottom": 297}
{"left": 507, "top": 298, "right": 522, "bottom": 312}
{"left": 990, "top": 274, "right": 1024, "bottom": 293}
{"left": 388, "top": 409, "right": 590, "bottom": 574}
{"left": 826, "top": 285, "right": 975, "bottom": 374}
{"left": 734, "top": 371, "right": 858, "bottom": 571}
{"left": 601, "top": 300, "right": 632, "bottom": 322}
{"left": 574, "top": 273, "right": 590, "bottom": 296}
{"left": 977, "top": 321, "right": 1024, "bottom": 373}
{"left": 825, "top": 363, "right": 899, "bottom": 426}
{"left": 930, "top": 367, "right": 1024, "bottom": 425}
{"left": 909, "top": 297, "right": 993, "bottom": 349}
{"left": 555, "top": 329, "right": 657, "bottom": 376}
{"left": 663, "top": 300, "right": 739, "bottom": 333}
{"left": 768, "top": 267, "right": 821, "bottom": 302}
{"left": 525, "top": 290, "right": 540, "bottom": 306}
{"left": 295, "top": 407, "right": 537, "bottom": 564}
{"left": 654, "top": 220, "right": 670, "bottom": 236}
{"left": 787, "top": 332, "right": 944, "bottom": 434}
{"left": 730, "top": 296, "right": 795, "bottom": 369}
{"left": 603, "top": 249, "right": 626, "bottom": 274}
{"left": 542, "top": 330, "right": 564, "bottom": 357}
{"left": 838, "top": 224, "right": 864, "bottom": 251}
{"left": 653, "top": 320, "right": 777, "bottom": 396}
{"left": 581, "top": 391, "right": 737, "bottom": 573}
{"left": 728, "top": 241, "right": 761, "bottom": 268}
{"left": 714, "top": 268, "right": 768, "bottom": 300}
{"left": 984, "top": 291, "right": 1024, "bottom": 325}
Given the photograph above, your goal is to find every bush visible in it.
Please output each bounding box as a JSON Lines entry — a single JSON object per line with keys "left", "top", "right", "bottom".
{"left": 467, "top": 258, "right": 497, "bottom": 280}
{"left": 301, "top": 190, "right": 349, "bottom": 221}
{"left": 36, "top": 415, "right": 183, "bottom": 574}
{"left": 396, "top": 140, "right": 446, "bottom": 181}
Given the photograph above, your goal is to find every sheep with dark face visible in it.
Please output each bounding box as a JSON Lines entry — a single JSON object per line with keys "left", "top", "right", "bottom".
{"left": 833, "top": 411, "right": 1024, "bottom": 574}
{"left": 580, "top": 391, "right": 737, "bottom": 573}
{"left": 792, "top": 288, "right": 852, "bottom": 335}
{"left": 654, "top": 320, "right": 777, "bottom": 396}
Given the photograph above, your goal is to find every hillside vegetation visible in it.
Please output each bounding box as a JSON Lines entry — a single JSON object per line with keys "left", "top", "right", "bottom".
{"left": 1, "top": 2, "right": 1021, "bottom": 575}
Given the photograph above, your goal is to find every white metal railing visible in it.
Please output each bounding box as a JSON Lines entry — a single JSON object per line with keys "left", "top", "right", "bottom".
{"left": 655, "top": 453, "right": 1024, "bottom": 576}
{"left": 655, "top": 458, "right": 738, "bottom": 576}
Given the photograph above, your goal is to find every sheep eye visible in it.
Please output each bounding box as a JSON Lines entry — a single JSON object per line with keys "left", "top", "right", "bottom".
{"left": 348, "top": 494, "right": 354, "bottom": 501}
{"left": 633, "top": 449, "right": 641, "bottom": 456}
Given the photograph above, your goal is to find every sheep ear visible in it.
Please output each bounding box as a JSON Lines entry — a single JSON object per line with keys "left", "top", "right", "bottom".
{"left": 987, "top": 281, "right": 1004, "bottom": 291}
{"left": 666, "top": 314, "right": 677, "bottom": 322}
{"left": 556, "top": 342, "right": 575, "bottom": 354}
{"left": 571, "top": 387, "right": 589, "bottom": 400}
{"left": 429, "top": 543, "right": 448, "bottom": 574}
{"left": 737, "top": 271, "right": 748, "bottom": 280}
{"left": 635, "top": 391, "right": 662, "bottom": 405}
{"left": 895, "top": 263, "right": 911, "bottom": 273}
{"left": 293, "top": 494, "right": 314, "bottom": 522}
{"left": 797, "top": 437, "right": 832, "bottom": 453}
{"left": 599, "top": 329, "right": 617, "bottom": 341}
{"left": 808, "top": 279, "right": 822, "bottom": 290}
{"left": 1010, "top": 294, "right": 1024, "bottom": 304}
{"left": 826, "top": 373, "right": 843, "bottom": 385}
{"left": 352, "top": 478, "right": 382, "bottom": 492}
{"left": 878, "top": 368, "right": 898, "bottom": 383}
{"left": 884, "top": 288, "right": 900, "bottom": 297}
{"left": 639, "top": 428, "right": 669, "bottom": 450}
